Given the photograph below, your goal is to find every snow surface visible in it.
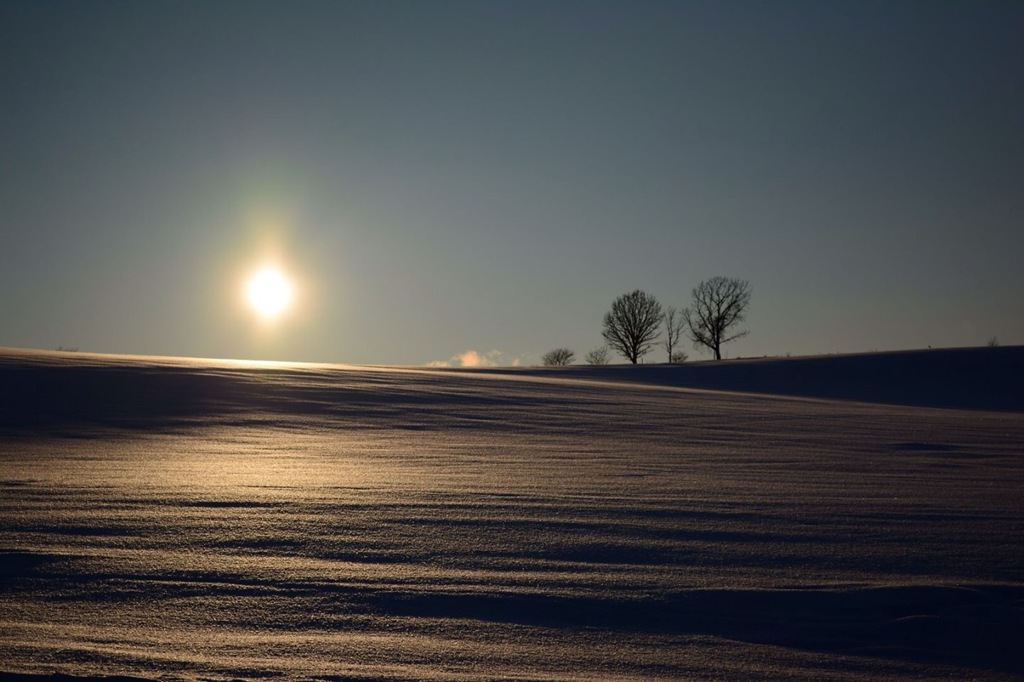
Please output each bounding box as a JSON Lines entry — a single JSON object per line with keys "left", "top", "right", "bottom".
{"left": 1, "top": 347, "right": 1023, "bottom": 681}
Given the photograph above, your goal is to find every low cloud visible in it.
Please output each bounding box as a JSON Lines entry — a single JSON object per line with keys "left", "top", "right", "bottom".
{"left": 459, "top": 349, "right": 496, "bottom": 367}
{"left": 427, "top": 349, "right": 525, "bottom": 368}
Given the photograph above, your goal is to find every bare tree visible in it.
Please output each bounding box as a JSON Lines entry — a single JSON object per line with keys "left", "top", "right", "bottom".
{"left": 541, "top": 348, "right": 575, "bottom": 366}
{"left": 662, "top": 306, "right": 686, "bottom": 363}
{"left": 585, "top": 346, "right": 611, "bottom": 365}
{"left": 602, "top": 290, "right": 663, "bottom": 364}
{"left": 670, "top": 350, "right": 688, "bottom": 363}
{"left": 683, "top": 277, "right": 751, "bottom": 360}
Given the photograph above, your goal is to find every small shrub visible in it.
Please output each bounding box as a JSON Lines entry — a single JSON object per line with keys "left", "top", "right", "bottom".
{"left": 542, "top": 348, "right": 575, "bottom": 366}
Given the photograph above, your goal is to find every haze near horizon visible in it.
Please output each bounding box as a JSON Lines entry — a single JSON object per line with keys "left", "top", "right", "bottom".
{"left": 2, "top": 1, "right": 1022, "bottom": 364}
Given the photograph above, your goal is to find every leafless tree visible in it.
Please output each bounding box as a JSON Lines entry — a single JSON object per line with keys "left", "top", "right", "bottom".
{"left": 662, "top": 306, "right": 686, "bottom": 363}
{"left": 541, "top": 348, "right": 575, "bottom": 366}
{"left": 683, "top": 277, "right": 751, "bottom": 360}
{"left": 602, "top": 290, "right": 663, "bottom": 364}
{"left": 670, "top": 350, "right": 688, "bottom": 363}
{"left": 585, "top": 346, "right": 610, "bottom": 365}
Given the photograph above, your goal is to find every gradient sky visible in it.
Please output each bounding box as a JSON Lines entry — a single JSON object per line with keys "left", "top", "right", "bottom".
{"left": 2, "top": 0, "right": 1022, "bottom": 365}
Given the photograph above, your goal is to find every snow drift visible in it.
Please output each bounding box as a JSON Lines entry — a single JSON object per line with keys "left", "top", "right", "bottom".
{"left": 1, "top": 347, "right": 1022, "bottom": 680}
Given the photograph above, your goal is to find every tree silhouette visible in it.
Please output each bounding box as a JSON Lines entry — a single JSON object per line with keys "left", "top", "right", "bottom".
{"left": 662, "top": 306, "right": 686, "bottom": 363}
{"left": 602, "top": 290, "right": 663, "bottom": 364}
{"left": 585, "top": 346, "right": 611, "bottom": 366}
{"left": 542, "top": 348, "right": 575, "bottom": 366}
{"left": 683, "top": 277, "right": 751, "bottom": 360}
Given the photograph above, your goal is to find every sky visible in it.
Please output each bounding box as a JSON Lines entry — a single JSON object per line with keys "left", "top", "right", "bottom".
{"left": 2, "top": 0, "right": 1022, "bottom": 366}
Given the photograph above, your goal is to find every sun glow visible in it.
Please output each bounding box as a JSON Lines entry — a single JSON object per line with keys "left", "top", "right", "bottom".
{"left": 246, "top": 268, "right": 293, "bottom": 319}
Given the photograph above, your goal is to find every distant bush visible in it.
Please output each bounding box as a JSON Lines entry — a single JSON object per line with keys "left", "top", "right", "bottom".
{"left": 988, "top": 336, "right": 999, "bottom": 347}
{"left": 585, "top": 346, "right": 611, "bottom": 365}
{"left": 542, "top": 348, "right": 575, "bottom": 366}
{"left": 670, "top": 350, "right": 688, "bottom": 363}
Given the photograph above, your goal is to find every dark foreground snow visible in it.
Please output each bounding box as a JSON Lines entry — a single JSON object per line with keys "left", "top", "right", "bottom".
{"left": 1, "top": 348, "right": 1022, "bottom": 681}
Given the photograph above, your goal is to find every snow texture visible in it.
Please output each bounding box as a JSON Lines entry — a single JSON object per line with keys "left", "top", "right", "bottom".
{"left": 1, "top": 347, "right": 1022, "bottom": 681}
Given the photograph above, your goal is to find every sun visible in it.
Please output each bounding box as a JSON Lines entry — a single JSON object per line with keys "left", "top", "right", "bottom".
{"left": 246, "top": 267, "right": 293, "bottom": 319}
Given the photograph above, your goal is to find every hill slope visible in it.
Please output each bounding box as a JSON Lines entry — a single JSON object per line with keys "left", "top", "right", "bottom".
{"left": 1, "top": 348, "right": 1023, "bottom": 680}
{"left": 490, "top": 346, "right": 1024, "bottom": 412}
